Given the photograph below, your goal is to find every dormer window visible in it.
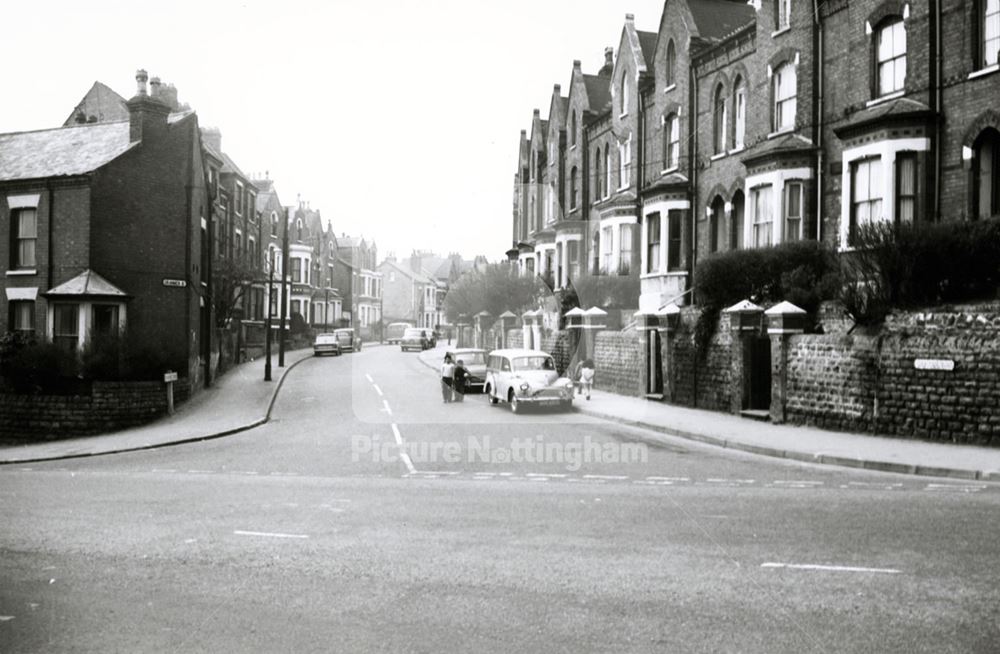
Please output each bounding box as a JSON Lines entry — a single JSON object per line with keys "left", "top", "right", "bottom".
{"left": 876, "top": 18, "right": 907, "bottom": 96}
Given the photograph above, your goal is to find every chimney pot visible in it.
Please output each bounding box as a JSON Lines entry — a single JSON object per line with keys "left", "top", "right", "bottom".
{"left": 573, "top": 59, "right": 582, "bottom": 68}
{"left": 533, "top": 108, "right": 540, "bottom": 116}
{"left": 625, "top": 13, "right": 634, "bottom": 20}
{"left": 135, "top": 69, "right": 149, "bottom": 96}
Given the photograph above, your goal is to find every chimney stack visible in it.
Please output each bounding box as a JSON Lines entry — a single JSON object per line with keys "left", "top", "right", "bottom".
{"left": 600, "top": 48, "right": 614, "bottom": 77}
{"left": 201, "top": 127, "right": 222, "bottom": 152}
{"left": 127, "top": 69, "right": 169, "bottom": 143}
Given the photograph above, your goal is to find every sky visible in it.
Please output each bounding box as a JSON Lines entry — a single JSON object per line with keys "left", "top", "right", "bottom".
{"left": 0, "top": 0, "right": 667, "bottom": 264}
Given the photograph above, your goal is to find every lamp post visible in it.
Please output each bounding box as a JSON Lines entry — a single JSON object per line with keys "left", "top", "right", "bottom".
{"left": 264, "top": 263, "right": 274, "bottom": 381}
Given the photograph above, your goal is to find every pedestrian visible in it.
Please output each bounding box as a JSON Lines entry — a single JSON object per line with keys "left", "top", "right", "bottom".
{"left": 572, "top": 359, "right": 585, "bottom": 395}
{"left": 452, "top": 358, "right": 468, "bottom": 403}
{"left": 440, "top": 354, "right": 455, "bottom": 403}
{"left": 579, "top": 358, "right": 595, "bottom": 400}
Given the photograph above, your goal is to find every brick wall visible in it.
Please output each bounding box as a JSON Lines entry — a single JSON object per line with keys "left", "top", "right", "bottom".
{"left": 0, "top": 380, "right": 190, "bottom": 442}
{"left": 593, "top": 331, "right": 642, "bottom": 395}
{"left": 785, "top": 333, "right": 878, "bottom": 432}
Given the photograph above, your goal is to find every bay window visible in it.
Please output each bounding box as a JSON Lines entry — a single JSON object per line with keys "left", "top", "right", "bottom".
{"left": 752, "top": 185, "right": 773, "bottom": 247}
{"left": 850, "top": 157, "right": 883, "bottom": 244}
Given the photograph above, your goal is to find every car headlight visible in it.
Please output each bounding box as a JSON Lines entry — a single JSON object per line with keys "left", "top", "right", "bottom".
{"left": 519, "top": 382, "right": 530, "bottom": 392}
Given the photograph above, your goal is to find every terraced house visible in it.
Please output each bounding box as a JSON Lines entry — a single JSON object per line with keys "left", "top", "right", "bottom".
{"left": 508, "top": 0, "right": 1000, "bottom": 310}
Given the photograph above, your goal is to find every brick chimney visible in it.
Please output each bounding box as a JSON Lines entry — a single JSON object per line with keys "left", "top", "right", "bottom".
{"left": 126, "top": 69, "right": 170, "bottom": 143}
{"left": 150, "top": 77, "right": 181, "bottom": 111}
{"left": 599, "top": 47, "right": 614, "bottom": 77}
{"left": 201, "top": 127, "right": 222, "bottom": 152}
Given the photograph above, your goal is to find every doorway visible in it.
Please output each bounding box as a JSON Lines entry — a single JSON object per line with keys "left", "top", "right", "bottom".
{"left": 744, "top": 336, "right": 771, "bottom": 411}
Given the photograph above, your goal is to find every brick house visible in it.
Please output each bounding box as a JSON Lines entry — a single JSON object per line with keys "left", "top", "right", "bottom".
{"left": 378, "top": 255, "right": 437, "bottom": 329}
{"left": 508, "top": 0, "right": 1000, "bottom": 312}
{"left": 0, "top": 70, "right": 209, "bottom": 385}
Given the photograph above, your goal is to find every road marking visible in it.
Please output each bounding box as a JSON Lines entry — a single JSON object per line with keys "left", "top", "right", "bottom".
{"left": 0, "top": 616, "right": 14, "bottom": 622}
{"left": 526, "top": 473, "right": 568, "bottom": 478}
{"left": 707, "top": 478, "right": 756, "bottom": 484}
{"left": 382, "top": 399, "right": 392, "bottom": 415}
{"left": 413, "top": 471, "right": 460, "bottom": 475}
{"left": 772, "top": 480, "right": 823, "bottom": 485}
{"left": 152, "top": 469, "right": 177, "bottom": 473}
{"left": 365, "top": 374, "right": 374, "bottom": 383}
{"left": 391, "top": 423, "right": 403, "bottom": 445}
{"left": 187, "top": 470, "right": 214, "bottom": 474}
{"left": 583, "top": 474, "right": 629, "bottom": 480}
{"left": 390, "top": 423, "right": 417, "bottom": 474}
{"left": 234, "top": 530, "right": 309, "bottom": 540}
{"left": 925, "top": 484, "right": 986, "bottom": 493}
{"left": 231, "top": 471, "right": 259, "bottom": 475}
{"left": 19, "top": 468, "right": 32, "bottom": 471}
{"left": 268, "top": 471, "right": 300, "bottom": 477}
{"left": 761, "top": 562, "right": 901, "bottom": 574}
{"left": 373, "top": 384, "right": 383, "bottom": 397}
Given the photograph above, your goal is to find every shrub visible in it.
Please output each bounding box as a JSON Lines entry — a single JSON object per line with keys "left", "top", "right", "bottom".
{"left": 570, "top": 271, "right": 641, "bottom": 310}
{"left": 0, "top": 340, "right": 81, "bottom": 394}
{"left": 840, "top": 218, "right": 1000, "bottom": 325}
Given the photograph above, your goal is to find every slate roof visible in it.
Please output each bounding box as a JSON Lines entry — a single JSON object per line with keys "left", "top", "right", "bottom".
{"left": 638, "top": 30, "right": 658, "bottom": 75}
{"left": 689, "top": 0, "right": 757, "bottom": 42}
{"left": 583, "top": 74, "right": 612, "bottom": 113}
{"left": 0, "top": 122, "right": 135, "bottom": 182}
{"left": 45, "top": 269, "right": 128, "bottom": 297}
{"left": 380, "top": 258, "right": 433, "bottom": 285}
{"left": 834, "top": 97, "right": 936, "bottom": 137}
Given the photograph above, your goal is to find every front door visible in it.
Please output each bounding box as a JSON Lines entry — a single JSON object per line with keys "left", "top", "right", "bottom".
{"left": 744, "top": 336, "right": 771, "bottom": 411}
{"left": 647, "top": 329, "right": 663, "bottom": 396}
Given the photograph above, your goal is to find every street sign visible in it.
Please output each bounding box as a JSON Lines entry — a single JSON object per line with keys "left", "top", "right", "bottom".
{"left": 162, "top": 278, "right": 187, "bottom": 288}
{"left": 914, "top": 359, "right": 954, "bottom": 371}
{"left": 163, "top": 371, "right": 178, "bottom": 382}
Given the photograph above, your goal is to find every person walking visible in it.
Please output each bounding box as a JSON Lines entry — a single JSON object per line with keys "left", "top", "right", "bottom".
{"left": 440, "top": 354, "right": 455, "bottom": 403}
{"left": 452, "top": 358, "right": 468, "bottom": 403}
{"left": 579, "top": 358, "right": 595, "bottom": 400}
{"left": 572, "top": 359, "right": 585, "bottom": 395}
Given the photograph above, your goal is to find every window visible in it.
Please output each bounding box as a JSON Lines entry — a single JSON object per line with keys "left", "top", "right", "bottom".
{"left": 667, "top": 210, "right": 683, "bottom": 270}
{"left": 595, "top": 148, "right": 603, "bottom": 200}
{"left": 11, "top": 208, "right": 37, "bottom": 269}
{"left": 776, "top": 0, "right": 791, "bottom": 30}
{"left": 571, "top": 111, "right": 578, "bottom": 147}
{"left": 8, "top": 300, "right": 34, "bottom": 335}
{"left": 52, "top": 303, "right": 79, "bottom": 352}
{"left": 752, "top": 185, "right": 774, "bottom": 247}
{"left": 568, "top": 240, "right": 580, "bottom": 280}
{"left": 604, "top": 147, "right": 612, "bottom": 197}
{"left": 591, "top": 232, "right": 600, "bottom": 274}
{"left": 92, "top": 305, "right": 120, "bottom": 337}
{"left": 877, "top": 19, "right": 907, "bottom": 96}
{"left": 601, "top": 226, "right": 613, "bottom": 273}
{"left": 733, "top": 78, "right": 747, "bottom": 149}
{"left": 291, "top": 300, "right": 301, "bottom": 316}
{"left": 773, "top": 62, "right": 797, "bottom": 131}
{"left": 709, "top": 197, "right": 725, "bottom": 252}
{"left": 784, "top": 182, "right": 803, "bottom": 241}
{"left": 974, "top": 128, "right": 1000, "bottom": 219}
{"left": 850, "top": 157, "right": 884, "bottom": 244}
{"left": 620, "top": 74, "right": 629, "bottom": 115}
{"left": 896, "top": 153, "right": 917, "bottom": 223}
{"left": 570, "top": 167, "right": 578, "bottom": 210}
{"left": 982, "top": 0, "right": 1000, "bottom": 67}
{"left": 713, "top": 84, "right": 727, "bottom": 154}
{"left": 235, "top": 182, "right": 244, "bottom": 215}
{"left": 619, "top": 224, "right": 634, "bottom": 274}
{"left": 664, "top": 114, "right": 680, "bottom": 170}
{"left": 271, "top": 212, "right": 278, "bottom": 236}
{"left": 646, "top": 213, "right": 661, "bottom": 273}
{"left": 665, "top": 40, "right": 676, "bottom": 87}
{"left": 619, "top": 137, "right": 631, "bottom": 188}
{"left": 731, "top": 191, "right": 745, "bottom": 250}
{"left": 291, "top": 257, "right": 302, "bottom": 283}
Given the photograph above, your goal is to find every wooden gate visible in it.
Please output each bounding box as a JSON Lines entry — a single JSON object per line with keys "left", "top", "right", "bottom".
{"left": 744, "top": 336, "right": 771, "bottom": 411}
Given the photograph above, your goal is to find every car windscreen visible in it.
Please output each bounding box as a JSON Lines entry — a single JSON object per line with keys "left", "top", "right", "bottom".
{"left": 403, "top": 329, "right": 424, "bottom": 337}
{"left": 511, "top": 356, "right": 555, "bottom": 372}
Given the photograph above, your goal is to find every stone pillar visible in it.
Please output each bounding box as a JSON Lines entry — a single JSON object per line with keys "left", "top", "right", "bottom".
{"left": 474, "top": 311, "right": 492, "bottom": 349}
{"left": 521, "top": 310, "right": 535, "bottom": 350}
{"left": 531, "top": 318, "right": 543, "bottom": 352}
{"left": 634, "top": 312, "right": 656, "bottom": 397}
{"left": 765, "top": 301, "right": 806, "bottom": 424}
{"left": 723, "top": 300, "right": 764, "bottom": 415}
{"left": 456, "top": 315, "right": 471, "bottom": 348}
{"left": 657, "top": 303, "right": 681, "bottom": 403}
{"left": 498, "top": 311, "right": 517, "bottom": 349}
{"left": 580, "top": 307, "right": 608, "bottom": 363}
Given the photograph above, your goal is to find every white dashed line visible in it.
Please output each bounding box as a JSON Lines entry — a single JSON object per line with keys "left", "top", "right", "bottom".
{"left": 761, "top": 562, "right": 901, "bottom": 574}
{"left": 526, "top": 473, "right": 568, "bottom": 478}
{"left": 583, "top": 474, "right": 629, "bottom": 480}
{"left": 925, "top": 484, "right": 985, "bottom": 493}
{"left": 707, "top": 478, "right": 755, "bottom": 484}
{"left": 391, "top": 424, "right": 403, "bottom": 445}
{"left": 152, "top": 469, "right": 177, "bottom": 473}
{"left": 0, "top": 616, "right": 14, "bottom": 622}
{"left": 187, "top": 470, "right": 214, "bottom": 474}
{"left": 646, "top": 476, "right": 690, "bottom": 482}
{"left": 231, "top": 471, "right": 259, "bottom": 476}
{"left": 365, "top": 374, "right": 374, "bottom": 383}
{"left": 234, "top": 530, "right": 309, "bottom": 540}
{"left": 372, "top": 384, "right": 383, "bottom": 396}
{"left": 382, "top": 399, "right": 392, "bottom": 415}
{"left": 390, "top": 423, "right": 417, "bottom": 474}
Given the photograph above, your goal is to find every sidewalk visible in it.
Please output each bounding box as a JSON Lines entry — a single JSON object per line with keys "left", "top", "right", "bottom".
{"left": 0, "top": 348, "right": 315, "bottom": 464}
{"left": 417, "top": 344, "right": 1000, "bottom": 481}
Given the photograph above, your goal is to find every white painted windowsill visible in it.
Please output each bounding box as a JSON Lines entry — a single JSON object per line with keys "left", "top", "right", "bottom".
{"left": 663, "top": 84, "right": 677, "bottom": 94}
{"left": 5, "top": 269, "right": 36, "bottom": 276}
{"left": 661, "top": 166, "right": 680, "bottom": 175}
{"left": 968, "top": 64, "right": 999, "bottom": 80}
{"left": 767, "top": 127, "right": 795, "bottom": 140}
{"left": 710, "top": 152, "right": 727, "bottom": 161}
{"left": 866, "top": 90, "right": 904, "bottom": 108}
{"left": 771, "top": 26, "right": 791, "bottom": 38}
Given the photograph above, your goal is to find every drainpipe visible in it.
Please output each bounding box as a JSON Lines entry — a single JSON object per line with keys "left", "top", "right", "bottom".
{"left": 932, "top": 0, "right": 942, "bottom": 221}
{"left": 47, "top": 182, "right": 55, "bottom": 291}
{"left": 638, "top": 87, "right": 646, "bottom": 275}
{"left": 688, "top": 59, "right": 700, "bottom": 406}
{"left": 813, "top": 0, "right": 824, "bottom": 242}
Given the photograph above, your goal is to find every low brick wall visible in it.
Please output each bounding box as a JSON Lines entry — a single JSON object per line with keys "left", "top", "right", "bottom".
{"left": 785, "top": 334, "right": 878, "bottom": 432}
{"left": 0, "top": 380, "right": 191, "bottom": 442}
{"left": 593, "top": 331, "right": 642, "bottom": 396}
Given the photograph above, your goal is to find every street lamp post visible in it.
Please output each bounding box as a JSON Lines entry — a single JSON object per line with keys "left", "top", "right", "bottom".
{"left": 264, "top": 264, "right": 274, "bottom": 381}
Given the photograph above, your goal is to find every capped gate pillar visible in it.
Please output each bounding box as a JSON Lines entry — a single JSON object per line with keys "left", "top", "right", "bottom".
{"left": 765, "top": 301, "right": 806, "bottom": 424}
{"left": 723, "top": 300, "right": 764, "bottom": 415}
{"left": 498, "top": 311, "right": 517, "bottom": 349}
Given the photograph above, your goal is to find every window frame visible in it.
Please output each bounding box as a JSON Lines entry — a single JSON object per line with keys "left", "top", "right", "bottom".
{"left": 713, "top": 84, "right": 728, "bottom": 155}
{"left": 850, "top": 156, "right": 884, "bottom": 245}
{"left": 784, "top": 181, "right": 804, "bottom": 242}
{"left": 733, "top": 78, "right": 747, "bottom": 149}
{"left": 11, "top": 207, "right": 38, "bottom": 270}
{"left": 52, "top": 302, "right": 80, "bottom": 352}
{"left": 664, "top": 113, "right": 680, "bottom": 170}
{"left": 667, "top": 210, "right": 683, "bottom": 271}
{"left": 895, "top": 151, "right": 918, "bottom": 224}
{"left": 665, "top": 40, "right": 677, "bottom": 88}
{"left": 751, "top": 184, "right": 774, "bottom": 248}
{"left": 8, "top": 299, "right": 35, "bottom": 335}
{"left": 980, "top": 0, "right": 1000, "bottom": 69}
{"left": 875, "top": 17, "right": 907, "bottom": 97}
{"left": 776, "top": 0, "right": 791, "bottom": 30}
{"left": 773, "top": 62, "right": 797, "bottom": 132}
{"left": 646, "top": 213, "right": 661, "bottom": 274}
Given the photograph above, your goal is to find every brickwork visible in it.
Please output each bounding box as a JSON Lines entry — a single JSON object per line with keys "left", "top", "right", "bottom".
{"left": 784, "top": 333, "right": 878, "bottom": 431}
{"left": 0, "top": 380, "right": 191, "bottom": 442}
{"left": 593, "top": 330, "right": 642, "bottom": 395}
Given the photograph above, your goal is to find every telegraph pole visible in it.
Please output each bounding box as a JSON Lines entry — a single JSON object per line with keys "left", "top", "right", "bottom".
{"left": 264, "top": 263, "right": 274, "bottom": 381}
{"left": 278, "top": 205, "right": 289, "bottom": 367}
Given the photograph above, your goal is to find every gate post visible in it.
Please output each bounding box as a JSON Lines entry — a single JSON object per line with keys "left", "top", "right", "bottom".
{"left": 634, "top": 311, "right": 658, "bottom": 398}
{"left": 498, "top": 311, "right": 517, "bottom": 349}
{"left": 723, "top": 300, "right": 764, "bottom": 415}
{"left": 521, "top": 310, "right": 536, "bottom": 350}
{"left": 765, "top": 301, "right": 806, "bottom": 424}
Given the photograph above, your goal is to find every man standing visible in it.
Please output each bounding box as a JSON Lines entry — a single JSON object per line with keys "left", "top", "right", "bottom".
{"left": 452, "top": 358, "right": 468, "bottom": 403}
{"left": 440, "top": 354, "right": 455, "bottom": 403}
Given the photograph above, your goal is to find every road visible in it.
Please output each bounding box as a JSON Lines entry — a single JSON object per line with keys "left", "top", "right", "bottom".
{"left": 1, "top": 345, "right": 998, "bottom": 653}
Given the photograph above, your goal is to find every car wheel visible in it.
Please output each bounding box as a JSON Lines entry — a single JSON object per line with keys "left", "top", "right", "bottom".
{"left": 509, "top": 390, "right": 521, "bottom": 414}
{"left": 560, "top": 400, "right": 573, "bottom": 410}
{"left": 486, "top": 385, "right": 499, "bottom": 405}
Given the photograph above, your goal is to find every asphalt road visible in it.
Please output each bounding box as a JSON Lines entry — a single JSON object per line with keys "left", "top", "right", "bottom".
{"left": 1, "top": 345, "right": 998, "bottom": 653}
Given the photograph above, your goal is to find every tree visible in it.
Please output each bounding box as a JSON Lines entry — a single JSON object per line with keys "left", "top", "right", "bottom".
{"left": 209, "top": 257, "right": 261, "bottom": 329}
{"left": 444, "top": 263, "right": 547, "bottom": 323}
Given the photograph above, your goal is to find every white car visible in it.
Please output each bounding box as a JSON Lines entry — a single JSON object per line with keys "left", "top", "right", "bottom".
{"left": 313, "top": 333, "right": 341, "bottom": 356}
{"left": 484, "top": 348, "right": 575, "bottom": 413}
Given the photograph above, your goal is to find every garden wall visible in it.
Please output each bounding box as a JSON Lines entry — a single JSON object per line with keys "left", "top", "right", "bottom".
{"left": 0, "top": 380, "right": 191, "bottom": 442}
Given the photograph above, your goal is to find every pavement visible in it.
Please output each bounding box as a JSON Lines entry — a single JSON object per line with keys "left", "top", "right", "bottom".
{"left": 3, "top": 340, "right": 999, "bottom": 482}
{"left": 417, "top": 343, "right": 1000, "bottom": 482}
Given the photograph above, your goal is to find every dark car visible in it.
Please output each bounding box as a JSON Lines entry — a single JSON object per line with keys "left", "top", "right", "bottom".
{"left": 333, "top": 328, "right": 361, "bottom": 353}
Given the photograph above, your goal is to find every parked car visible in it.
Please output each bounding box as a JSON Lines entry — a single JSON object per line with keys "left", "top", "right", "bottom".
{"left": 313, "top": 333, "right": 342, "bottom": 356}
{"left": 446, "top": 348, "right": 487, "bottom": 394}
{"left": 484, "top": 349, "right": 575, "bottom": 413}
{"left": 400, "top": 327, "right": 433, "bottom": 352}
{"left": 385, "top": 322, "right": 413, "bottom": 345}
{"left": 333, "top": 328, "right": 361, "bottom": 352}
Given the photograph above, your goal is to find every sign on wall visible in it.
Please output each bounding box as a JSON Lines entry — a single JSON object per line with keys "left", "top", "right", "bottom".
{"left": 162, "top": 278, "right": 187, "bottom": 288}
{"left": 914, "top": 359, "right": 955, "bottom": 371}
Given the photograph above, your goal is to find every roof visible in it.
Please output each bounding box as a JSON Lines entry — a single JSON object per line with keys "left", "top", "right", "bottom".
{"left": 63, "top": 81, "right": 128, "bottom": 127}
{"left": 45, "top": 269, "right": 128, "bottom": 298}
{"left": 833, "top": 97, "right": 936, "bottom": 138}
{"left": 380, "top": 258, "right": 434, "bottom": 285}
{"left": 219, "top": 150, "right": 250, "bottom": 180}
{"left": 638, "top": 30, "right": 658, "bottom": 75}
{"left": 583, "top": 74, "right": 612, "bottom": 113}
{"left": 0, "top": 121, "right": 135, "bottom": 182}
{"left": 689, "top": 0, "right": 757, "bottom": 42}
